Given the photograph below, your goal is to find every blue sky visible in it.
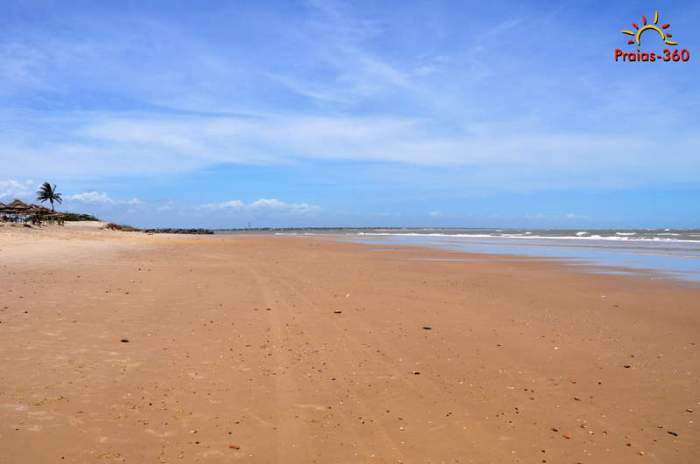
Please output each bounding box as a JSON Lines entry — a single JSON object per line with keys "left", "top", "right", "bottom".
{"left": 1, "top": 0, "right": 699, "bottom": 228}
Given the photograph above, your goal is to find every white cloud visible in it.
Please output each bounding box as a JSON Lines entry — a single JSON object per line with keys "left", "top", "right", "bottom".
{"left": 204, "top": 200, "right": 245, "bottom": 209}
{"left": 2, "top": 105, "right": 700, "bottom": 194}
{"left": 67, "top": 191, "right": 111, "bottom": 204}
{"left": 3, "top": 111, "right": 700, "bottom": 193}
{"left": 0, "top": 179, "right": 36, "bottom": 201}
{"left": 70, "top": 114, "right": 662, "bottom": 166}
{"left": 67, "top": 191, "right": 142, "bottom": 205}
{"left": 249, "top": 199, "right": 319, "bottom": 214}
{"left": 203, "top": 198, "right": 319, "bottom": 215}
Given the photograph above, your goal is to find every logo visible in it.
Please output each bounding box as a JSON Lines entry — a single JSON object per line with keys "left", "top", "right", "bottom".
{"left": 614, "top": 11, "right": 691, "bottom": 62}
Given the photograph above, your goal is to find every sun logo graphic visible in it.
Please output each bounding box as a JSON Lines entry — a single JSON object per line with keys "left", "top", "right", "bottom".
{"left": 621, "top": 11, "right": 677, "bottom": 46}
{"left": 614, "top": 11, "right": 690, "bottom": 63}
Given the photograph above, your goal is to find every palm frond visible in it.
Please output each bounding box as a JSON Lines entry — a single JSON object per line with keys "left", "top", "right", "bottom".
{"left": 36, "top": 181, "right": 62, "bottom": 210}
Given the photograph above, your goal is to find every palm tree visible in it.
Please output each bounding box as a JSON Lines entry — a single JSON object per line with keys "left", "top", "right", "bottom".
{"left": 36, "top": 182, "right": 63, "bottom": 212}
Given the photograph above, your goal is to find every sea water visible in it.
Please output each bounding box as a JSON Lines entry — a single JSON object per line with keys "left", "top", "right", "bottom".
{"left": 256, "top": 228, "right": 700, "bottom": 283}
{"left": 346, "top": 229, "right": 700, "bottom": 283}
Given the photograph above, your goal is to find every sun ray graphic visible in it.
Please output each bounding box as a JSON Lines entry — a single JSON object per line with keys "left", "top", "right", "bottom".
{"left": 621, "top": 11, "right": 678, "bottom": 46}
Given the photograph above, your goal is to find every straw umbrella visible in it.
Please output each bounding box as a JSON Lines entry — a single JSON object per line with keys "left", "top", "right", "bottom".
{"left": 9, "top": 200, "right": 31, "bottom": 218}
{"left": 0, "top": 199, "right": 30, "bottom": 222}
{"left": 8, "top": 199, "right": 30, "bottom": 210}
{"left": 27, "top": 204, "right": 51, "bottom": 214}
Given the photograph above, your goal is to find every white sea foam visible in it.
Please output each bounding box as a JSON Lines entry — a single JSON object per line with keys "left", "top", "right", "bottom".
{"left": 354, "top": 232, "right": 700, "bottom": 243}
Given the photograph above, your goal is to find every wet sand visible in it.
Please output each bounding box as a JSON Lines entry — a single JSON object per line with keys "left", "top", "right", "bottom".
{"left": 1, "top": 225, "right": 699, "bottom": 463}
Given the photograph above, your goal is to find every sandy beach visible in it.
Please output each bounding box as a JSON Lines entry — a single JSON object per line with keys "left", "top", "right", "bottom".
{"left": 1, "top": 225, "right": 698, "bottom": 463}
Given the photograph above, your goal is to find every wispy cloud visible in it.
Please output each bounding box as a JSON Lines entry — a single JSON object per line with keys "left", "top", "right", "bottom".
{"left": 4, "top": 112, "right": 699, "bottom": 192}
{"left": 66, "top": 191, "right": 143, "bottom": 206}
{"left": 0, "top": 179, "right": 35, "bottom": 201}
{"left": 203, "top": 198, "right": 319, "bottom": 215}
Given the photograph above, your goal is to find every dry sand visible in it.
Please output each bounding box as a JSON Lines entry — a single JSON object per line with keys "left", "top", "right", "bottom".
{"left": 1, "top": 225, "right": 698, "bottom": 463}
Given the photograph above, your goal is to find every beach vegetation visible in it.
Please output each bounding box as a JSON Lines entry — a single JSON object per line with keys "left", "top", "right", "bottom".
{"left": 36, "top": 182, "right": 63, "bottom": 212}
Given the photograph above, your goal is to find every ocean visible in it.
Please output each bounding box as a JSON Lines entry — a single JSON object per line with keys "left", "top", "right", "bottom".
{"left": 249, "top": 228, "right": 700, "bottom": 283}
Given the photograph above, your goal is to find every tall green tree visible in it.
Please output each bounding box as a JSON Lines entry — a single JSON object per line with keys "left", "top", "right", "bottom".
{"left": 36, "top": 182, "right": 63, "bottom": 212}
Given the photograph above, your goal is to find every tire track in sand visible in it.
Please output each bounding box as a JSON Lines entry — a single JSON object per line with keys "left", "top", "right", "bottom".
{"left": 263, "top": 267, "right": 409, "bottom": 462}
{"left": 248, "top": 268, "right": 313, "bottom": 462}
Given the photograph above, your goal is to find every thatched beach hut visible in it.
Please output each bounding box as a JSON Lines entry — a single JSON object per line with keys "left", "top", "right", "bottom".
{"left": 0, "top": 201, "right": 19, "bottom": 215}
{"left": 1, "top": 200, "right": 29, "bottom": 222}
{"left": 0, "top": 199, "right": 64, "bottom": 225}
{"left": 7, "top": 199, "right": 30, "bottom": 210}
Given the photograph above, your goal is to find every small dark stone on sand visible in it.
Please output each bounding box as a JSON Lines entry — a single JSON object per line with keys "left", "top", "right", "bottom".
{"left": 667, "top": 431, "right": 679, "bottom": 437}
{"left": 334, "top": 310, "right": 342, "bottom": 314}
{"left": 422, "top": 326, "right": 432, "bottom": 330}
{"left": 120, "top": 338, "right": 130, "bottom": 343}
{"left": 412, "top": 371, "right": 421, "bottom": 375}
{"left": 624, "top": 364, "right": 631, "bottom": 368}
